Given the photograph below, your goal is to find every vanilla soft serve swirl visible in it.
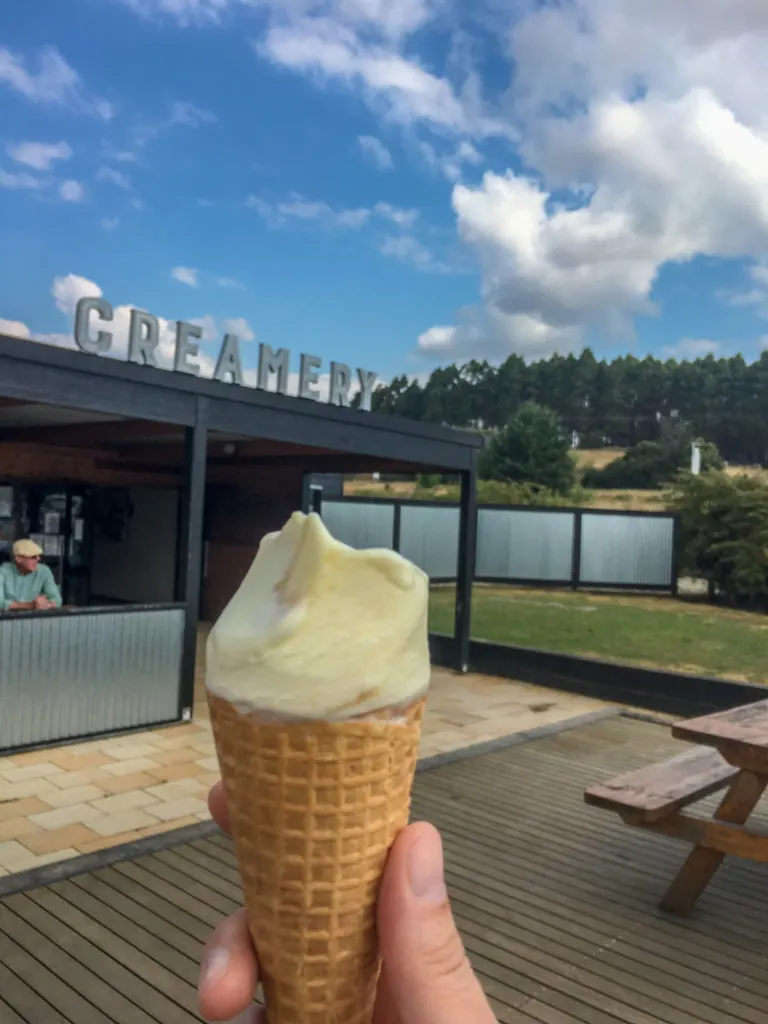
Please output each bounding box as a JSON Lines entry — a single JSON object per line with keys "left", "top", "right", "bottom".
{"left": 205, "top": 511, "right": 430, "bottom": 719}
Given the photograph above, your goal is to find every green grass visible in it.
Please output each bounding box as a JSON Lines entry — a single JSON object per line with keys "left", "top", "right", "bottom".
{"left": 428, "top": 586, "right": 768, "bottom": 684}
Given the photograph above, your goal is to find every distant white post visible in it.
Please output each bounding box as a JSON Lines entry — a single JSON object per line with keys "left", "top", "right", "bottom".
{"left": 691, "top": 442, "right": 702, "bottom": 475}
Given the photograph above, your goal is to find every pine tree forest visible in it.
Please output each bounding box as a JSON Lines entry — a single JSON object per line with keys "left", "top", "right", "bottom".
{"left": 370, "top": 350, "right": 768, "bottom": 466}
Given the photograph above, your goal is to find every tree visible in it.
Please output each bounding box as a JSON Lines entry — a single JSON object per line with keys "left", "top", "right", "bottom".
{"left": 482, "top": 402, "right": 576, "bottom": 494}
{"left": 667, "top": 471, "right": 768, "bottom": 608}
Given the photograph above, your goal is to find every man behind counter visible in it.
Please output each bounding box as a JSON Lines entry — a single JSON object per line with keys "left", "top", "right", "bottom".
{"left": 0, "top": 538, "right": 63, "bottom": 612}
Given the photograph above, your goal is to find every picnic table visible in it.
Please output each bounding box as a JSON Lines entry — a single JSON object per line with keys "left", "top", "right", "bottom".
{"left": 585, "top": 699, "right": 768, "bottom": 914}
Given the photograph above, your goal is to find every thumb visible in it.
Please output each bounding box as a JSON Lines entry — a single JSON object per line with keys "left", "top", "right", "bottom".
{"left": 377, "top": 822, "right": 496, "bottom": 1024}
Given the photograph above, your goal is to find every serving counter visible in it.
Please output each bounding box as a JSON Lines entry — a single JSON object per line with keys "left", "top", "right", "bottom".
{"left": 0, "top": 603, "right": 185, "bottom": 753}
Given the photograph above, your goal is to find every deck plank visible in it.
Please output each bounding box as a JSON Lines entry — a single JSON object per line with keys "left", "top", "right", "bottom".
{"left": 3, "top": 715, "right": 768, "bottom": 1024}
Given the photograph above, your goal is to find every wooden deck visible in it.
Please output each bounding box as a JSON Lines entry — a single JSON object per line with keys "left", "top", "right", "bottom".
{"left": 2, "top": 715, "right": 768, "bottom": 1023}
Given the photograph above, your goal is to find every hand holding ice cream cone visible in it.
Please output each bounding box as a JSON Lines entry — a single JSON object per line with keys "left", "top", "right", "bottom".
{"left": 199, "top": 782, "right": 498, "bottom": 1024}
{"left": 205, "top": 512, "right": 436, "bottom": 1024}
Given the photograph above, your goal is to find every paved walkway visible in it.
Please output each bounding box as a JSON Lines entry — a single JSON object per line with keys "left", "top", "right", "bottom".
{"left": 0, "top": 658, "right": 608, "bottom": 877}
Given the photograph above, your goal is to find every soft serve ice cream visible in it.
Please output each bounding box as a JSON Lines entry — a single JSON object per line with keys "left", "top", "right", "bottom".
{"left": 206, "top": 511, "right": 430, "bottom": 720}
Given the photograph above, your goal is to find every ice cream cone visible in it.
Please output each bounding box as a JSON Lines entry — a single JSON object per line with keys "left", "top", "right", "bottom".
{"left": 208, "top": 690, "right": 426, "bottom": 1024}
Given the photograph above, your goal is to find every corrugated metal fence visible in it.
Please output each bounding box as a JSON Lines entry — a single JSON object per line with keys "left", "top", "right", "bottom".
{"left": 320, "top": 498, "right": 677, "bottom": 592}
{"left": 0, "top": 605, "right": 184, "bottom": 752}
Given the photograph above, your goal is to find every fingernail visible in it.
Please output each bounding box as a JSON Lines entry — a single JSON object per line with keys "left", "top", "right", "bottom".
{"left": 407, "top": 831, "right": 448, "bottom": 904}
{"left": 200, "top": 946, "right": 231, "bottom": 990}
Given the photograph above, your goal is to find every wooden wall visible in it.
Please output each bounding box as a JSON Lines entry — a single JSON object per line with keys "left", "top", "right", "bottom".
{"left": 200, "top": 465, "right": 306, "bottom": 623}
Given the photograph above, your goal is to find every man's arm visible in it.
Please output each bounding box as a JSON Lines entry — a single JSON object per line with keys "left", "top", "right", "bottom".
{"left": 40, "top": 565, "right": 63, "bottom": 608}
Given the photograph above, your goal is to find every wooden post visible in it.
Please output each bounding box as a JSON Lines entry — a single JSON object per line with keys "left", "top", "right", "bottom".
{"left": 454, "top": 457, "right": 478, "bottom": 674}
{"left": 176, "top": 397, "right": 208, "bottom": 722}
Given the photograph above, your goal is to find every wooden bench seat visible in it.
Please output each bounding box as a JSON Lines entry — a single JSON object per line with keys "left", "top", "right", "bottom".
{"left": 585, "top": 746, "right": 738, "bottom": 823}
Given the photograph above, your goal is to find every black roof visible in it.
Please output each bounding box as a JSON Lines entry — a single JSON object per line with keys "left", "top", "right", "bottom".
{"left": 0, "top": 333, "right": 481, "bottom": 470}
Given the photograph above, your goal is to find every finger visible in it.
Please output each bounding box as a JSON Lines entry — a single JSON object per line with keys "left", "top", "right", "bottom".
{"left": 199, "top": 908, "right": 259, "bottom": 1021}
{"left": 372, "top": 965, "right": 404, "bottom": 1024}
{"left": 208, "top": 781, "right": 231, "bottom": 836}
{"left": 377, "top": 822, "right": 496, "bottom": 1024}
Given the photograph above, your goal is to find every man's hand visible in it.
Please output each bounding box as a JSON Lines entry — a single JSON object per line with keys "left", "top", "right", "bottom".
{"left": 198, "top": 782, "right": 498, "bottom": 1024}
{"left": 34, "top": 595, "right": 53, "bottom": 610}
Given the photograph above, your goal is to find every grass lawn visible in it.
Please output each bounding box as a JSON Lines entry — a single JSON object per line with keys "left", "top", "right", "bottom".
{"left": 428, "top": 586, "right": 768, "bottom": 684}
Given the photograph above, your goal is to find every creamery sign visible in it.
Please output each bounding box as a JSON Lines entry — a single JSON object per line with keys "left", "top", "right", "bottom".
{"left": 73, "top": 297, "right": 378, "bottom": 411}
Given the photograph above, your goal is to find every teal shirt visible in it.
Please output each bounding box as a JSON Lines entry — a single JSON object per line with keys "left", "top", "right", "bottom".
{"left": 0, "top": 562, "right": 63, "bottom": 611}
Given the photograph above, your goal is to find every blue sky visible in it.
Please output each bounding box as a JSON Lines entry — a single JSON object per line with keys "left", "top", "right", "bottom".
{"left": 1, "top": 0, "right": 767, "bottom": 387}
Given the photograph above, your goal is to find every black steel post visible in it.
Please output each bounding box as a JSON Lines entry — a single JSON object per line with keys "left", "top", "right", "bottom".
{"left": 392, "top": 501, "right": 402, "bottom": 552}
{"left": 571, "top": 510, "right": 583, "bottom": 590}
{"left": 671, "top": 513, "right": 681, "bottom": 597}
{"left": 453, "top": 459, "right": 478, "bottom": 674}
{"left": 176, "top": 397, "right": 208, "bottom": 721}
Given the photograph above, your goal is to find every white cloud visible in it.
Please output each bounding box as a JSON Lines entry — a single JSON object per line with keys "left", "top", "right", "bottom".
{"left": 171, "top": 266, "right": 199, "bottom": 287}
{"left": 107, "top": 149, "right": 138, "bottom": 163}
{"left": 6, "top": 140, "right": 71, "bottom": 170}
{"left": 130, "top": 197, "right": 145, "bottom": 210}
{"left": 723, "top": 263, "right": 768, "bottom": 317}
{"left": 415, "top": 3, "right": 768, "bottom": 361}
{"left": 374, "top": 201, "right": 418, "bottom": 228}
{"left": 223, "top": 316, "right": 255, "bottom": 341}
{"left": 216, "top": 276, "right": 245, "bottom": 289}
{"left": 114, "top": 0, "right": 231, "bottom": 25}
{"left": 0, "top": 169, "right": 43, "bottom": 190}
{"left": 129, "top": 99, "right": 218, "bottom": 151}
{"left": 59, "top": 179, "right": 85, "bottom": 202}
{"left": 0, "top": 46, "right": 113, "bottom": 119}
{"left": 419, "top": 138, "right": 484, "bottom": 181}
{"left": 168, "top": 100, "right": 217, "bottom": 127}
{"left": 53, "top": 273, "right": 103, "bottom": 316}
{"left": 358, "top": 134, "right": 393, "bottom": 169}
{"left": 97, "top": 166, "right": 132, "bottom": 190}
{"left": 248, "top": 192, "right": 419, "bottom": 234}
{"left": 662, "top": 338, "right": 721, "bottom": 359}
{"left": 416, "top": 325, "right": 456, "bottom": 352}
{"left": 0, "top": 318, "right": 31, "bottom": 339}
{"left": 188, "top": 315, "right": 219, "bottom": 342}
{"left": 101, "top": 216, "right": 120, "bottom": 231}
{"left": 248, "top": 193, "right": 372, "bottom": 230}
{"left": 256, "top": 19, "right": 494, "bottom": 136}
{"left": 379, "top": 235, "right": 448, "bottom": 273}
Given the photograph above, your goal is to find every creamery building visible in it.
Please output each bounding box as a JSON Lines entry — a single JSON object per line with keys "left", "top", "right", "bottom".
{"left": 0, "top": 309, "right": 481, "bottom": 755}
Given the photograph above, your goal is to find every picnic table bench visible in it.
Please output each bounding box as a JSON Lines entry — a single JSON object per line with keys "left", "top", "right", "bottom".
{"left": 585, "top": 699, "right": 768, "bottom": 914}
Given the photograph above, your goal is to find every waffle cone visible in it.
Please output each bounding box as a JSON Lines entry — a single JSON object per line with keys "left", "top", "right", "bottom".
{"left": 207, "top": 691, "right": 426, "bottom": 1024}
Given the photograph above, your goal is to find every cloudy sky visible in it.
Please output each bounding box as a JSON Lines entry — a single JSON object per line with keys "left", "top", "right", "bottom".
{"left": 1, "top": 0, "right": 768, "bottom": 383}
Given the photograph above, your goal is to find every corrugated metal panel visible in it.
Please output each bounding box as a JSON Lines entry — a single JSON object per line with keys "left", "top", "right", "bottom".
{"left": 400, "top": 505, "right": 460, "bottom": 579}
{"left": 0, "top": 607, "right": 184, "bottom": 752}
{"left": 477, "top": 509, "right": 575, "bottom": 582}
{"left": 579, "top": 514, "right": 675, "bottom": 587}
{"left": 321, "top": 501, "right": 395, "bottom": 550}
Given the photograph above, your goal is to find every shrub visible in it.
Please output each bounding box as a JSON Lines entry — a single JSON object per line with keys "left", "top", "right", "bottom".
{"left": 583, "top": 421, "right": 723, "bottom": 490}
{"left": 667, "top": 471, "right": 768, "bottom": 608}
